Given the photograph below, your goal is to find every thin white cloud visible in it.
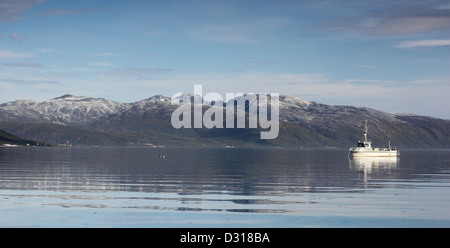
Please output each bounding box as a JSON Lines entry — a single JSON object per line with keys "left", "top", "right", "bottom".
{"left": 107, "top": 67, "right": 175, "bottom": 78}
{"left": 89, "top": 53, "right": 121, "bottom": 57}
{"left": 8, "top": 33, "right": 21, "bottom": 40}
{"left": 0, "top": 78, "right": 58, "bottom": 85}
{"left": 38, "top": 48, "right": 57, "bottom": 53}
{"left": 187, "top": 17, "right": 291, "bottom": 45}
{"left": 129, "top": 71, "right": 330, "bottom": 95}
{"left": 397, "top": 39, "right": 450, "bottom": 48}
{"left": 0, "top": 50, "right": 33, "bottom": 59}
{"left": 359, "top": 64, "right": 377, "bottom": 68}
{"left": 279, "top": 73, "right": 329, "bottom": 84}
{"left": 89, "top": 61, "right": 116, "bottom": 67}
{"left": 0, "top": 0, "right": 45, "bottom": 22}
{"left": 434, "top": 2, "right": 450, "bottom": 10}
{"left": 0, "top": 62, "right": 41, "bottom": 68}
{"left": 35, "top": 7, "right": 99, "bottom": 17}
{"left": 344, "top": 78, "right": 397, "bottom": 85}
{"left": 72, "top": 67, "right": 90, "bottom": 72}
{"left": 320, "top": 6, "right": 450, "bottom": 36}
{"left": 187, "top": 25, "right": 258, "bottom": 45}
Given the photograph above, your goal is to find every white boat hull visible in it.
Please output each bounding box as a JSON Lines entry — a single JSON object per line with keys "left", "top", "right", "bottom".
{"left": 349, "top": 149, "right": 399, "bottom": 157}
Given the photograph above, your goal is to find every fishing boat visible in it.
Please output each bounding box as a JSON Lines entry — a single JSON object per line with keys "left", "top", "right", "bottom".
{"left": 349, "top": 121, "right": 399, "bottom": 157}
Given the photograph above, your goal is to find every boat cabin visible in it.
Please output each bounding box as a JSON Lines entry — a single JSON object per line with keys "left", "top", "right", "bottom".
{"left": 357, "top": 141, "right": 372, "bottom": 149}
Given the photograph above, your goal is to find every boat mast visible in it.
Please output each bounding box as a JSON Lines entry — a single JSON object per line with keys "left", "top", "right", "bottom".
{"left": 364, "top": 120, "right": 368, "bottom": 142}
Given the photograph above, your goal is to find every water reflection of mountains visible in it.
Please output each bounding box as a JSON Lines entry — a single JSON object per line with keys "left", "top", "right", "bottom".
{"left": 0, "top": 147, "right": 367, "bottom": 195}
{"left": 2, "top": 147, "right": 449, "bottom": 196}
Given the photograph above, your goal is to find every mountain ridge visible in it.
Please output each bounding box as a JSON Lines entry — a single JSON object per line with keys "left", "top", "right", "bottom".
{"left": 0, "top": 94, "right": 448, "bottom": 148}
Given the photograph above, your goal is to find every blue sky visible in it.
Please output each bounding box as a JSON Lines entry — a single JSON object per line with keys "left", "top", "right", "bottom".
{"left": 0, "top": 0, "right": 450, "bottom": 119}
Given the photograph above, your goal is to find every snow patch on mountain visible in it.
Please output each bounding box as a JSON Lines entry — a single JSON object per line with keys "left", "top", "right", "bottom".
{"left": 0, "top": 94, "right": 130, "bottom": 125}
{"left": 0, "top": 93, "right": 402, "bottom": 127}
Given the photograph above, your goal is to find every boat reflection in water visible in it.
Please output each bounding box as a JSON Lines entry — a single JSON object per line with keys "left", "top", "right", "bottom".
{"left": 349, "top": 156, "right": 399, "bottom": 187}
{"left": 350, "top": 156, "right": 398, "bottom": 172}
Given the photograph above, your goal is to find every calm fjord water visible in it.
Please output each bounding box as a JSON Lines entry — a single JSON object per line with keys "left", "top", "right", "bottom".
{"left": 0, "top": 146, "right": 449, "bottom": 227}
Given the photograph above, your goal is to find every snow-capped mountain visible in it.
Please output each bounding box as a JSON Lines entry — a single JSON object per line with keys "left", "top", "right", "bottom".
{"left": 0, "top": 94, "right": 448, "bottom": 147}
{"left": 0, "top": 94, "right": 130, "bottom": 125}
